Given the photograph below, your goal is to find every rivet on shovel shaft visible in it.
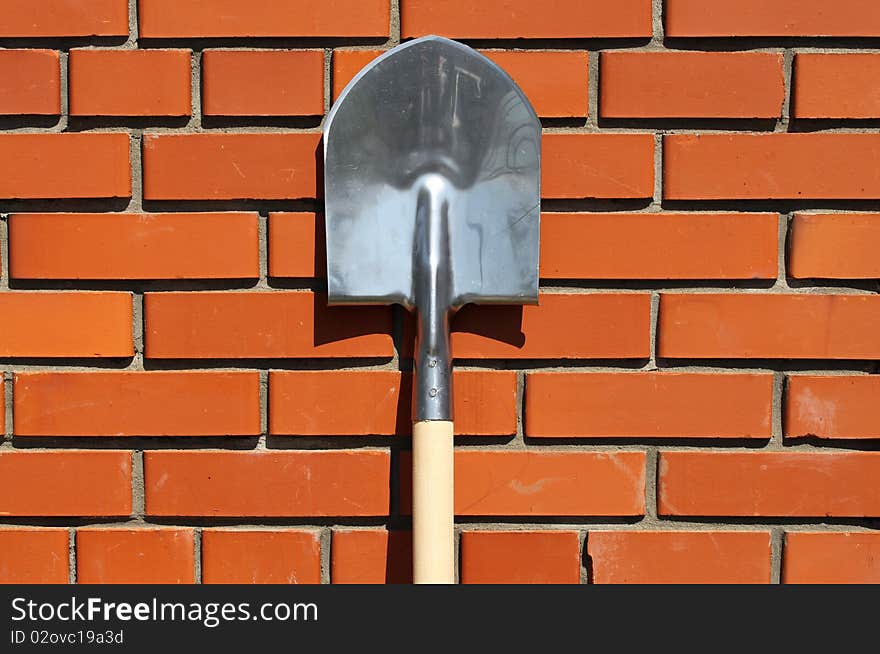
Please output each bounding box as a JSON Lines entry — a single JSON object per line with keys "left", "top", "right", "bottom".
{"left": 323, "top": 35, "right": 541, "bottom": 584}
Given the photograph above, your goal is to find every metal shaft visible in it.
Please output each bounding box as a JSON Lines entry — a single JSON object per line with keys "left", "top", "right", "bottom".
{"left": 412, "top": 173, "right": 454, "bottom": 422}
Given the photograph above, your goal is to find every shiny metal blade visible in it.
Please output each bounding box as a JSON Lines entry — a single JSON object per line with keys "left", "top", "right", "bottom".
{"left": 324, "top": 35, "right": 541, "bottom": 310}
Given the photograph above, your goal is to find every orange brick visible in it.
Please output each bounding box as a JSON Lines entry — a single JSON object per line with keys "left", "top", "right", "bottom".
{"left": 526, "top": 372, "right": 773, "bottom": 438}
{"left": 589, "top": 531, "right": 771, "bottom": 584}
{"left": 14, "top": 371, "right": 260, "bottom": 437}
{"left": 404, "top": 451, "right": 645, "bottom": 516}
{"left": 0, "top": 451, "right": 131, "bottom": 517}
{"left": 784, "top": 532, "right": 880, "bottom": 583}
{"left": 401, "top": 0, "right": 652, "bottom": 38}
{"left": 664, "top": 134, "right": 880, "bottom": 200}
{"left": 789, "top": 214, "right": 880, "bottom": 279}
{"left": 0, "top": 528, "right": 69, "bottom": 584}
{"left": 601, "top": 52, "right": 784, "bottom": 119}
{"left": 282, "top": 372, "right": 398, "bottom": 435}
{"left": 785, "top": 375, "right": 880, "bottom": 440}
{"left": 69, "top": 49, "right": 191, "bottom": 116}
{"left": 0, "top": 0, "right": 128, "bottom": 37}
{"left": 9, "top": 212, "right": 259, "bottom": 280}
{"left": 202, "top": 50, "right": 324, "bottom": 116}
{"left": 144, "top": 450, "right": 390, "bottom": 516}
{"left": 0, "top": 133, "right": 130, "bottom": 199}
{"left": 461, "top": 531, "right": 580, "bottom": 584}
{"left": 541, "top": 213, "right": 777, "bottom": 279}
{"left": 659, "top": 451, "right": 880, "bottom": 517}
{"left": 658, "top": 293, "right": 880, "bottom": 359}
{"left": 76, "top": 529, "right": 194, "bottom": 584}
{"left": 144, "top": 291, "right": 392, "bottom": 358}
{"left": 139, "top": 0, "right": 389, "bottom": 37}
{"left": 440, "top": 371, "right": 517, "bottom": 436}
{"left": 544, "top": 133, "right": 654, "bottom": 199}
{"left": 202, "top": 530, "right": 321, "bottom": 584}
{"left": 143, "top": 133, "right": 319, "bottom": 200}
{"left": 795, "top": 54, "right": 880, "bottom": 119}
{"left": 447, "top": 293, "right": 651, "bottom": 359}
{"left": 268, "top": 212, "right": 323, "bottom": 278}
{"left": 666, "top": 0, "right": 880, "bottom": 37}
{"left": 331, "top": 50, "right": 380, "bottom": 100}
{"left": 332, "top": 49, "right": 590, "bottom": 118}
{"left": 0, "top": 292, "right": 132, "bottom": 358}
{"left": 454, "top": 450, "right": 645, "bottom": 516}
{"left": 270, "top": 370, "right": 516, "bottom": 436}
{"left": 484, "top": 51, "right": 589, "bottom": 118}
{"left": 331, "top": 530, "right": 412, "bottom": 584}
{"left": 0, "top": 50, "right": 60, "bottom": 115}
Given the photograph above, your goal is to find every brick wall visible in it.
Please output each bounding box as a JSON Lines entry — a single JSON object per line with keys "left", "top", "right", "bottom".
{"left": 0, "top": 0, "right": 879, "bottom": 585}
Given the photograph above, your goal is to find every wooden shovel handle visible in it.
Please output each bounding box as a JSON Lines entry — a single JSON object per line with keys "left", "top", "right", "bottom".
{"left": 412, "top": 420, "right": 455, "bottom": 584}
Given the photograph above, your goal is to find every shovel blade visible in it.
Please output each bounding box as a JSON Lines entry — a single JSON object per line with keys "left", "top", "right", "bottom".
{"left": 323, "top": 36, "right": 541, "bottom": 309}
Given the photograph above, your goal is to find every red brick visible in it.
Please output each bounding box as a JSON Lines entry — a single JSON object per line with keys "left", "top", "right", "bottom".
{"left": 0, "top": 528, "right": 69, "bottom": 584}
{"left": 139, "top": 0, "right": 389, "bottom": 38}
{"left": 784, "top": 532, "right": 880, "bottom": 583}
{"left": 69, "top": 49, "right": 191, "bottom": 116}
{"left": 789, "top": 214, "right": 880, "bottom": 279}
{"left": 795, "top": 54, "right": 880, "bottom": 119}
{"left": 143, "top": 133, "right": 319, "bottom": 200}
{"left": 0, "top": 292, "right": 132, "bottom": 358}
{"left": 664, "top": 134, "right": 880, "bottom": 200}
{"left": 659, "top": 451, "right": 880, "bottom": 517}
{"left": 144, "top": 450, "right": 390, "bottom": 517}
{"left": 269, "top": 370, "right": 516, "bottom": 436}
{"left": 461, "top": 531, "right": 580, "bottom": 584}
{"left": 0, "top": 133, "right": 130, "bottom": 199}
{"left": 144, "top": 291, "right": 392, "bottom": 358}
{"left": 331, "top": 50, "right": 380, "bottom": 100}
{"left": 0, "top": 451, "right": 131, "bottom": 517}
{"left": 589, "top": 531, "right": 771, "bottom": 584}
{"left": 76, "top": 529, "right": 194, "bottom": 584}
{"left": 401, "top": 0, "right": 652, "bottom": 38}
{"left": 401, "top": 451, "right": 646, "bottom": 516}
{"left": 9, "top": 212, "right": 259, "bottom": 280}
{"left": 202, "top": 530, "right": 321, "bottom": 584}
{"left": 268, "top": 212, "right": 323, "bottom": 278}
{"left": 544, "top": 133, "right": 654, "bottom": 199}
{"left": 0, "top": 0, "right": 128, "bottom": 37}
{"left": 332, "top": 49, "right": 590, "bottom": 118}
{"left": 666, "top": 0, "right": 880, "bottom": 37}
{"left": 454, "top": 450, "right": 646, "bottom": 516}
{"left": 785, "top": 375, "right": 880, "bottom": 440}
{"left": 14, "top": 371, "right": 260, "bottom": 437}
{"left": 0, "top": 50, "right": 60, "bottom": 115}
{"left": 601, "top": 52, "right": 784, "bottom": 119}
{"left": 526, "top": 372, "right": 773, "bottom": 438}
{"left": 448, "top": 293, "right": 651, "bottom": 359}
{"left": 541, "top": 213, "right": 777, "bottom": 279}
{"left": 658, "top": 293, "right": 880, "bottom": 359}
{"left": 202, "top": 50, "right": 324, "bottom": 116}
{"left": 484, "top": 51, "right": 589, "bottom": 118}
{"left": 331, "top": 530, "right": 412, "bottom": 584}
